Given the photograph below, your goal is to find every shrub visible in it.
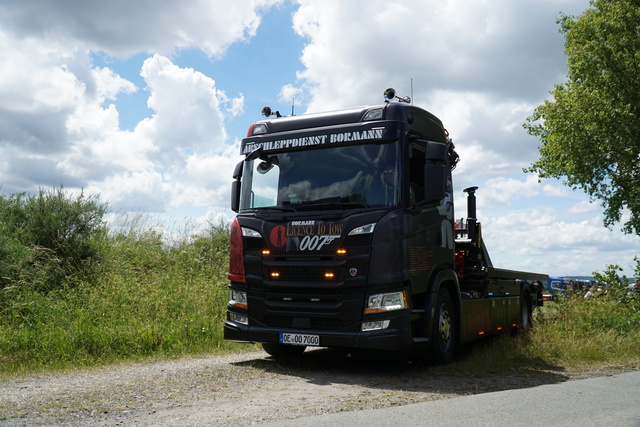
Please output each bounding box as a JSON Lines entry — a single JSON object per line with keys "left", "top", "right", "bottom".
{"left": 0, "top": 187, "right": 108, "bottom": 294}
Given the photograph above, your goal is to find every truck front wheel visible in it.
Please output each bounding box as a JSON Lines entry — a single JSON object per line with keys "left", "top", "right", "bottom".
{"left": 262, "top": 343, "right": 306, "bottom": 358}
{"left": 430, "top": 287, "right": 457, "bottom": 364}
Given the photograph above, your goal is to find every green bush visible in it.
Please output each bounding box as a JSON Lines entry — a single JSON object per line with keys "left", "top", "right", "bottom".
{"left": 0, "top": 187, "right": 107, "bottom": 295}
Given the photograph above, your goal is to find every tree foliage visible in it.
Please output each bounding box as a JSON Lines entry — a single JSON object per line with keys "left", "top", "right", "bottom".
{"left": 525, "top": 0, "right": 640, "bottom": 235}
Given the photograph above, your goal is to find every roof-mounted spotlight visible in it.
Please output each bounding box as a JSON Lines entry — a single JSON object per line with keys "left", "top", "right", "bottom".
{"left": 384, "top": 88, "right": 411, "bottom": 103}
{"left": 261, "top": 106, "right": 282, "bottom": 118}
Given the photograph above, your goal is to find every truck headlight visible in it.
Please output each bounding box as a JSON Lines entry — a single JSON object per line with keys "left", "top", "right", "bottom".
{"left": 348, "top": 222, "right": 376, "bottom": 235}
{"left": 364, "top": 290, "right": 408, "bottom": 314}
{"left": 241, "top": 227, "right": 262, "bottom": 238}
{"left": 229, "top": 289, "right": 247, "bottom": 309}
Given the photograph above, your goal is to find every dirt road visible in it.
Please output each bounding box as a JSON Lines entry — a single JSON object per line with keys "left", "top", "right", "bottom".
{"left": 0, "top": 348, "right": 634, "bottom": 426}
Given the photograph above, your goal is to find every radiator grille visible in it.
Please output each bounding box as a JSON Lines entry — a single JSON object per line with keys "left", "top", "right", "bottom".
{"left": 263, "top": 316, "right": 345, "bottom": 331}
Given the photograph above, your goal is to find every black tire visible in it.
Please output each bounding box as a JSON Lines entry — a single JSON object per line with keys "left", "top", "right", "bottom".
{"left": 520, "top": 291, "right": 532, "bottom": 329}
{"left": 262, "top": 342, "right": 306, "bottom": 358}
{"left": 430, "top": 287, "right": 457, "bottom": 364}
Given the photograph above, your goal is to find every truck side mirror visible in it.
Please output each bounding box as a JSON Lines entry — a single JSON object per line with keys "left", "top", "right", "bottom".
{"left": 231, "top": 160, "right": 243, "bottom": 212}
{"left": 424, "top": 141, "right": 447, "bottom": 204}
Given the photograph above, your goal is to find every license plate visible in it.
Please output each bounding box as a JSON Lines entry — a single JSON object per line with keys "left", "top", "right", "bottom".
{"left": 279, "top": 333, "right": 320, "bottom": 346}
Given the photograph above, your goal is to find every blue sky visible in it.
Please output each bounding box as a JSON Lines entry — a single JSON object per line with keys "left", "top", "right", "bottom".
{"left": 0, "top": 0, "right": 638, "bottom": 278}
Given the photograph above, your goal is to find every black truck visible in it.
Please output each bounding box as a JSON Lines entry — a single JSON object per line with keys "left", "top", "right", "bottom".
{"left": 224, "top": 89, "right": 546, "bottom": 363}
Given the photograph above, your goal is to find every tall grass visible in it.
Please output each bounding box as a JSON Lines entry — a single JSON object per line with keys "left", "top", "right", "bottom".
{"left": 0, "top": 190, "right": 246, "bottom": 375}
{"left": 452, "top": 292, "right": 640, "bottom": 374}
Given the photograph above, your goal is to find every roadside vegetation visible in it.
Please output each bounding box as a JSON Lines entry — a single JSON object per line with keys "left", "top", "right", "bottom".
{"left": 1, "top": 188, "right": 638, "bottom": 377}
{"left": 451, "top": 265, "right": 640, "bottom": 375}
{"left": 0, "top": 188, "right": 246, "bottom": 377}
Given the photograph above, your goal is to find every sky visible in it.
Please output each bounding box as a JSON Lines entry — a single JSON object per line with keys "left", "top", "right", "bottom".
{"left": 0, "top": 0, "right": 638, "bottom": 278}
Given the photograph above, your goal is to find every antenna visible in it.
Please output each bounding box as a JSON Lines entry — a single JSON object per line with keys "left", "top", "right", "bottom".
{"left": 291, "top": 98, "right": 295, "bottom": 116}
{"left": 410, "top": 78, "right": 414, "bottom": 105}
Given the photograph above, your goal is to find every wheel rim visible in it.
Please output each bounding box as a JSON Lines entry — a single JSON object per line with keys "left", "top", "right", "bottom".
{"left": 438, "top": 303, "right": 452, "bottom": 347}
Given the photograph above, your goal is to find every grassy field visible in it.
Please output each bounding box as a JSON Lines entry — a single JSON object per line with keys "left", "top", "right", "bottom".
{"left": 1, "top": 189, "right": 639, "bottom": 376}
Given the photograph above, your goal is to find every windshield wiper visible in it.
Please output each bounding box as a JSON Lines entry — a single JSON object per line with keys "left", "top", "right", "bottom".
{"left": 297, "top": 200, "right": 368, "bottom": 210}
{"left": 251, "top": 206, "right": 297, "bottom": 212}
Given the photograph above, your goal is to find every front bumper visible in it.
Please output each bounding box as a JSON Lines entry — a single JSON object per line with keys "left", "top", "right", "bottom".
{"left": 224, "top": 315, "right": 414, "bottom": 354}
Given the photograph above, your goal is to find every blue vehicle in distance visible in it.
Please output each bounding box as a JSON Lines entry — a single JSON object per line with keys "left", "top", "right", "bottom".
{"left": 544, "top": 277, "right": 572, "bottom": 301}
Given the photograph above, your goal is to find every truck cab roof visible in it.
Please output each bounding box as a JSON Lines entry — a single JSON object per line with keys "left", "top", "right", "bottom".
{"left": 243, "top": 102, "right": 447, "bottom": 151}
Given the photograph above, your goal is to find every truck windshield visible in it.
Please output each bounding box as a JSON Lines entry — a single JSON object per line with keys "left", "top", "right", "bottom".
{"left": 239, "top": 141, "right": 402, "bottom": 212}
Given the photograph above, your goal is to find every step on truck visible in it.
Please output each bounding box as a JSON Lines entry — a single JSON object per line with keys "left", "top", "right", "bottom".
{"left": 224, "top": 88, "right": 547, "bottom": 363}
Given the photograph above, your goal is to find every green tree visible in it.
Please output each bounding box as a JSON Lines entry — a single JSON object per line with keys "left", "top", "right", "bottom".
{"left": 592, "top": 264, "right": 628, "bottom": 299}
{"left": 524, "top": 0, "right": 640, "bottom": 235}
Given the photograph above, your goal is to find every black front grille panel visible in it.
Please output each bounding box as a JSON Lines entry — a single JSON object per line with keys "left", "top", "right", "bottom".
{"left": 255, "top": 287, "right": 365, "bottom": 333}
{"left": 265, "top": 292, "right": 341, "bottom": 313}
{"left": 266, "top": 294, "right": 341, "bottom": 305}
{"left": 263, "top": 315, "right": 346, "bottom": 331}
{"left": 271, "top": 251, "right": 336, "bottom": 261}
{"left": 265, "top": 267, "right": 342, "bottom": 282}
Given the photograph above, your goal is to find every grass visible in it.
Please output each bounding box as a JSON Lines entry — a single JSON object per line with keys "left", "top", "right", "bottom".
{"left": 450, "top": 294, "right": 640, "bottom": 375}
{"left": 0, "top": 214, "right": 249, "bottom": 376}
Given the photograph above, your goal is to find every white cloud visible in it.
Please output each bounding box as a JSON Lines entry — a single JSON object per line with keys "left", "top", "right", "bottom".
{"left": 0, "top": 0, "right": 278, "bottom": 58}
{"left": 569, "top": 200, "right": 599, "bottom": 215}
{"left": 92, "top": 67, "right": 138, "bottom": 103}
{"left": 279, "top": 84, "right": 304, "bottom": 106}
{"left": 482, "top": 208, "right": 639, "bottom": 275}
{"left": 74, "top": 54, "right": 242, "bottom": 213}
{"left": 0, "top": 1, "right": 273, "bottom": 214}
{"left": 542, "top": 182, "right": 569, "bottom": 198}
{"left": 218, "top": 92, "right": 245, "bottom": 118}
{"left": 291, "top": 0, "right": 585, "bottom": 110}
{"left": 139, "top": 54, "right": 227, "bottom": 159}
{"left": 484, "top": 175, "right": 544, "bottom": 205}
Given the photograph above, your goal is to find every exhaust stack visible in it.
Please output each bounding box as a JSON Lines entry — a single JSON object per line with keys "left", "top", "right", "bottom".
{"left": 464, "top": 186, "right": 478, "bottom": 245}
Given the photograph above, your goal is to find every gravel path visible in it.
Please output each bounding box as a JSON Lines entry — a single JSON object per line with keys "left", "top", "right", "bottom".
{"left": 1, "top": 348, "right": 637, "bottom": 426}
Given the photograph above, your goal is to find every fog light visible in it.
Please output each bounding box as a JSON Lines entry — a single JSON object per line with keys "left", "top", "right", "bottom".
{"left": 362, "top": 320, "right": 390, "bottom": 332}
{"left": 230, "top": 313, "right": 248, "bottom": 325}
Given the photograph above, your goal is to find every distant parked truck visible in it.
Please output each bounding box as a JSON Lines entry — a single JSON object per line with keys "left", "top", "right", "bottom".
{"left": 544, "top": 277, "right": 572, "bottom": 301}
